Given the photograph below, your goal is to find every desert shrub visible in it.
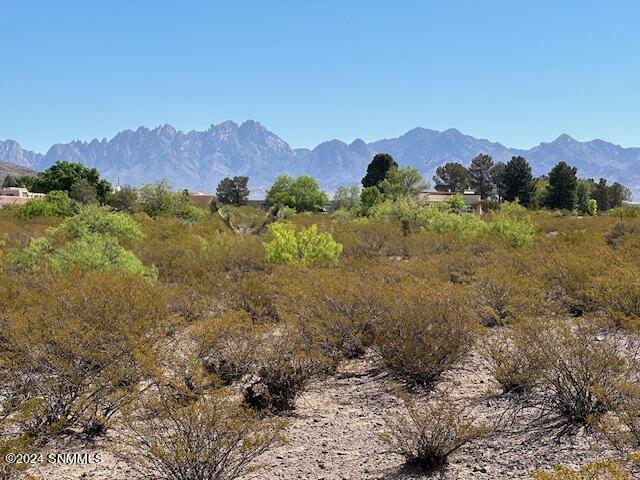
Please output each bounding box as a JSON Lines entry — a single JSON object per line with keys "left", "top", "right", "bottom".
{"left": 220, "top": 271, "right": 278, "bottom": 321}
{"left": 108, "top": 185, "right": 141, "bottom": 213}
{"left": 218, "top": 205, "right": 271, "bottom": 235}
{"left": 486, "top": 201, "right": 535, "bottom": 247}
{"left": 132, "top": 217, "right": 265, "bottom": 285}
{"left": 0, "top": 431, "right": 34, "bottom": 480}
{"left": 191, "top": 310, "right": 263, "bottom": 384}
{"left": 373, "top": 281, "right": 475, "bottom": 387}
{"left": 139, "top": 181, "right": 206, "bottom": 222}
{"left": 0, "top": 210, "right": 59, "bottom": 254}
{"left": 507, "top": 319, "right": 640, "bottom": 425}
{"left": 592, "top": 384, "right": 640, "bottom": 458}
{"left": 244, "top": 323, "right": 324, "bottom": 411}
{"left": 14, "top": 190, "right": 74, "bottom": 219}
{"left": 57, "top": 204, "right": 143, "bottom": 239}
{"left": 474, "top": 261, "right": 548, "bottom": 326}
{"left": 543, "top": 246, "right": 610, "bottom": 316}
{"left": 0, "top": 272, "right": 168, "bottom": 439}
{"left": 482, "top": 331, "right": 540, "bottom": 394}
{"left": 370, "top": 197, "right": 534, "bottom": 246}
{"left": 276, "top": 268, "right": 383, "bottom": 362}
{"left": 609, "top": 206, "right": 640, "bottom": 219}
{"left": 117, "top": 386, "right": 285, "bottom": 480}
{"left": 381, "top": 394, "right": 486, "bottom": 471}
{"left": 264, "top": 222, "right": 342, "bottom": 266}
{"left": 591, "top": 265, "right": 640, "bottom": 327}
{"left": 7, "top": 205, "right": 154, "bottom": 277}
{"left": 174, "top": 203, "right": 207, "bottom": 223}
{"left": 605, "top": 223, "right": 640, "bottom": 248}
{"left": 333, "top": 218, "right": 406, "bottom": 257}
{"left": 530, "top": 460, "right": 635, "bottom": 480}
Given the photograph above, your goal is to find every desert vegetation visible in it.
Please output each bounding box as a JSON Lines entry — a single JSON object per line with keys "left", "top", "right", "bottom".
{"left": 1, "top": 155, "right": 639, "bottom": 479}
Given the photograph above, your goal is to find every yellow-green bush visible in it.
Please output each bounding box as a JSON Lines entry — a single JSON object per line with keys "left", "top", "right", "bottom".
{"left": 264, "top": 222, "right": 342, "bottom": 266}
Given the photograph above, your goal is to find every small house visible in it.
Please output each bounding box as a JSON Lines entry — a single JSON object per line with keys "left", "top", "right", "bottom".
{"left": 417, "top": 190, "right": 483, "bottom": 214}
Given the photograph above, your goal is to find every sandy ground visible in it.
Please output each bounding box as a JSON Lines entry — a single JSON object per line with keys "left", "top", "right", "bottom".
{"left": 23, "top": 349, "right": 612, "bottom": 480}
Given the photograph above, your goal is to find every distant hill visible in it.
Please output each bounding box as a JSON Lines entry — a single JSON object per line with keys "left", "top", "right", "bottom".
{"left": 2, "top": 121, "right": 638, "bottom": 198}
{"left": 0, "top": 160, "right": 36, "bottom": 183}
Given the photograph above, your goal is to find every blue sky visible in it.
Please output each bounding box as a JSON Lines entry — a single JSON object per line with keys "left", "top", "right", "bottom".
{"left": 1, "top": 0, "right": 639, "bottom": 152}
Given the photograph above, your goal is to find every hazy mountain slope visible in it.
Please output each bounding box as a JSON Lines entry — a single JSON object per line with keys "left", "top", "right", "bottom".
{"left": 2, "top": 122, "right": 638, "bottom": 198}
{"left": 0, "top": 161, "right": 36, "bottom": 182}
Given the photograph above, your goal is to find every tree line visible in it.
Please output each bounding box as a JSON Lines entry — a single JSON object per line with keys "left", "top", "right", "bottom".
{"left": 429, "top": 154, "right": 631, "bottom": 212}
{"left": 4, "top": 154, "right": 632, "bottom": 216}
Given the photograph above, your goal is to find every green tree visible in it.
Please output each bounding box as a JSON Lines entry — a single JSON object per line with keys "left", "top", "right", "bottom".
{"left": 216, "top": 176, "right": 249, "bottom": 205}
{"left": 380, "top": 166, "right": 428, "bottom": 199}
{"left": 490, "top": 162, "right": 507, "bottom": 202}
{"left": 108, "top": 186, "right": 140, "bottom": 213}
{"left": 2, "top": 175, "right": 17, "bottom": 188}
{"left": 13, "top": 175, "right": 37, "bottom": 190}
{"left": 265, "top": 175, "right": 328, "bottom": 212}
{"left": 503, "top": 156, "right": 534, "bottom": 207}
{"left": 70, "top": 178, "right": 99, "bottom": 205}
{"left": 31, "top": 161, "right": 112, "bottom": 203}
{"left": 432, "top": 162, "right": 469, "bottom": 192}
{"left": 547, "top": 162, "right": 578, "bottom": 210}
{"left": 592, "top": 178, "right": 609, "bottom": 212}
{"left": 332, "top": 186, "right": 361, "bottom": 212}
{"left": 468, "top": 154, "right": 495, "bottom": 199}
{"left": 607, "top": 182, "right": 632, "bottom": 209}
{"left": 362, "top": 153, "right": 398, "bottom": 188}
{"left": 139, "top": 181, "right": 184, "bottom": 217}
{"left": 531, "top": 177, "right": 550, "bottom": 209}
{"left": 359, "top": 186, "right": 384, "bottom": 215}
{"left": 587, "top": 198, "right": 598, "bottom": 216}
{"left": 576, "top": 179, "right": 593, "bottom": 214}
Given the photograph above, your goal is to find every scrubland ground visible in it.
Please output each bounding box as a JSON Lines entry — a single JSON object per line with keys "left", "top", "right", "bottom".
{"left": 19, "top": 347, "right": 621, "bottom": 480}
{"left": 1, "top": 205, "right": 640, "bottom": 480}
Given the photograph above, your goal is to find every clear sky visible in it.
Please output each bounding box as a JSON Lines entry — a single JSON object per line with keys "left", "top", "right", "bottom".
{"left": 1, "top": 0, "right": 639, "bottom": 153}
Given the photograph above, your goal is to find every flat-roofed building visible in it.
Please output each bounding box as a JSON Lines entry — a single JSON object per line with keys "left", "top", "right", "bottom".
{"left": 417, "top": 189, "right": 482, "bottom": 214}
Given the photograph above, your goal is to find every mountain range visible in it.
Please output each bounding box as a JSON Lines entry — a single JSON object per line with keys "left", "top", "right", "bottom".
{"left": 1, "top": 120, "right": 639, "bottom": 199}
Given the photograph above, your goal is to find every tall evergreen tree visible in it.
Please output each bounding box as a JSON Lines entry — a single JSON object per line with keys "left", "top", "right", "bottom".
{"left": 490, "top": 162, "right": 507, "bottom": 202}
{"left": 468, "top": 154, "right": 494, "bottom": 199}
{"left": 503, "top": 156, "right": 534, "bottom": 206}
{"left": 432, "top": 162, "right": 469, "bottom": 192}
{"left": 362, "top": 153, "right": 397, "bottom": 188}
{"left": 216, "top": 176, "right": 249, "bottom": 205}
{"left": 547, "top": 161, "right": 578, "bottom": 210}
{"left": 592, "top": 178, "right": 609, "bottom": 212}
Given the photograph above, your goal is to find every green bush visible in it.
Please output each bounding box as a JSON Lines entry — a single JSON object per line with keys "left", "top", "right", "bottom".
{"left": 14, "top": 190, "right": 74, "bottom": 219}
{"left": 8, "top": 206, "right": 154, "bottom": 277}
{"left": 369, "top": 198, "right": 534, "bottom": 246}
{"left": 609, "top": 205, "right": 640, "bottom": 219}
{"left": 264, "top": 222, "right": 342, "bottom": 265}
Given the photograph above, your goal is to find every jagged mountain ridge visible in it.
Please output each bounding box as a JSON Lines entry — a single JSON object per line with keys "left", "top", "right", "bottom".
{"left": 1, "top": 121, "right": 639, "bottom": 198}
